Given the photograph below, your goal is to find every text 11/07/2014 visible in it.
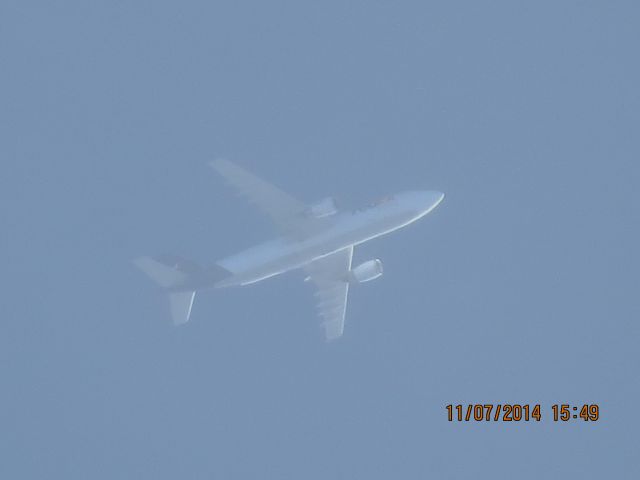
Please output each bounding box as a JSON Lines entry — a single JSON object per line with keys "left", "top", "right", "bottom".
{"left": 446, "top": 404, "right": 599, "bottom": 422}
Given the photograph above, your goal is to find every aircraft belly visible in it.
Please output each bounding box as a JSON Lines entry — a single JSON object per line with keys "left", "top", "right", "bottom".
{"left": 216, "top": 244, "right": 332, "bottom": 287}
{"left": 216, "top": 211, "right": 413, "bottom": 287}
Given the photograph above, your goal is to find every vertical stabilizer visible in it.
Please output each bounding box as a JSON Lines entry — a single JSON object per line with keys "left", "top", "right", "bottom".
{"left": 134, "top": 255, "right": 231, "bottom": 325}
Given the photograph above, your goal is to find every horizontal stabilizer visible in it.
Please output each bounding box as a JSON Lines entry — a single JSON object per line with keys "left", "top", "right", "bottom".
{"left": 169, "top": 291, "right": 196, "bottom": 325}
{"left": 134, "top": 254, "right": 232, "bottom": 325}
{"left": 133, "top": 256, "right": 188, "bottom": 289}
{"left": 322, "top": 318, "right": 345, "bottom": 341}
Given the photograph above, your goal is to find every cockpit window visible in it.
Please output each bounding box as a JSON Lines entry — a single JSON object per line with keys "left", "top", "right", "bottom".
{"left": 354, "top": 195, "right": 394, "bottom": 213}
{"left": 367, "top": 195, "right": 394, "bottom": 208}
{"left": 374, "top": 195, "right": 394, "bottom": 205}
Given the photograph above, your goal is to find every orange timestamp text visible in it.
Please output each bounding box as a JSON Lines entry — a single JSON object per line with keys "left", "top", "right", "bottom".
{"left": 446, "top": 404, "right": 599, "bottom": 422}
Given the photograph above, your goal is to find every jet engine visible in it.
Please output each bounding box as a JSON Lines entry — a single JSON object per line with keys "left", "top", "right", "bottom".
{"left": 349, "top": 259, "right": 383, "bottom": 283}
{"left": 307, "top": 197, "right": 338, "bottom": 218}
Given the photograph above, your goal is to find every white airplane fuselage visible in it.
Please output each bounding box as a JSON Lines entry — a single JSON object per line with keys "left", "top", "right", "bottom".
{"left": 215, "top": 190, "right": 444, "bottom": 287}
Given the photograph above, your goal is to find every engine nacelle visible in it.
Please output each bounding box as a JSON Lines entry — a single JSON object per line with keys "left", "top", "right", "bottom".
{"left": 349, "top": 259, "right": 383, "bottom": 284}
{"left": 307, "top": 197, "right": 338, "bottom": 218}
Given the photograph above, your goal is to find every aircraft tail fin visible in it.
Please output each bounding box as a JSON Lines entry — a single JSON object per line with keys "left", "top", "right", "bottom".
{"left": 134, "top": 255, "right": 231, "bottom": 325}
{"left": 133, "top": 256, "right": 189, "bottom": 289}
{"left": 168, "top": 290, "right": 196, "bottom": 326}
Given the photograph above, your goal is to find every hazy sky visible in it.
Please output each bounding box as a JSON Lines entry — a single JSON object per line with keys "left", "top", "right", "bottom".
{"left": 2, "top": 1, "right": 638, "bottom": 478}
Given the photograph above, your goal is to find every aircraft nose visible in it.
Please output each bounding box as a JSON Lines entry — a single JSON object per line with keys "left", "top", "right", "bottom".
{"left": 423, "top": 190, "right": 445, "bottom": 211}
{"left": 433, "top": 191, "right": 445, "bottom": 205}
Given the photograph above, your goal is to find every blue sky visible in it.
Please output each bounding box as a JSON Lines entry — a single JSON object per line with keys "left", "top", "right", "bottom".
{"left": 2, "top": 1, "right": 638, "bottom": 478}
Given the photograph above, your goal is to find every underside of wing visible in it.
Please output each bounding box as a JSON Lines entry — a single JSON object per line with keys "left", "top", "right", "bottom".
{"left": 209, "top": 159, "right": 331, "bottom": 239}
{"left": 304, "top": 246, "right": 354, "bottom": 341}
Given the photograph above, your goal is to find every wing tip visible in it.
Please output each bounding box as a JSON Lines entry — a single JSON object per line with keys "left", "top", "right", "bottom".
{"left": 322, "top": 320, "right": 345, "bottom": 341}
{"left": 208, "top": 158, "right": 233, "bottom": 172}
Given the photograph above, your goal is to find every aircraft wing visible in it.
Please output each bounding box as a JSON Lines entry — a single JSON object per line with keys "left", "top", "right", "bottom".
{"left": 210, "top": 159, "right": 323, "bottom": 238}
{"left": 304, "top": 246, "right": 354, "bottom": 341}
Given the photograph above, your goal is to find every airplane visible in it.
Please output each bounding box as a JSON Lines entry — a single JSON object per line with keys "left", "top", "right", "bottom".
{"left": 134, "top": 159, "right": 444, "bottom": 340}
